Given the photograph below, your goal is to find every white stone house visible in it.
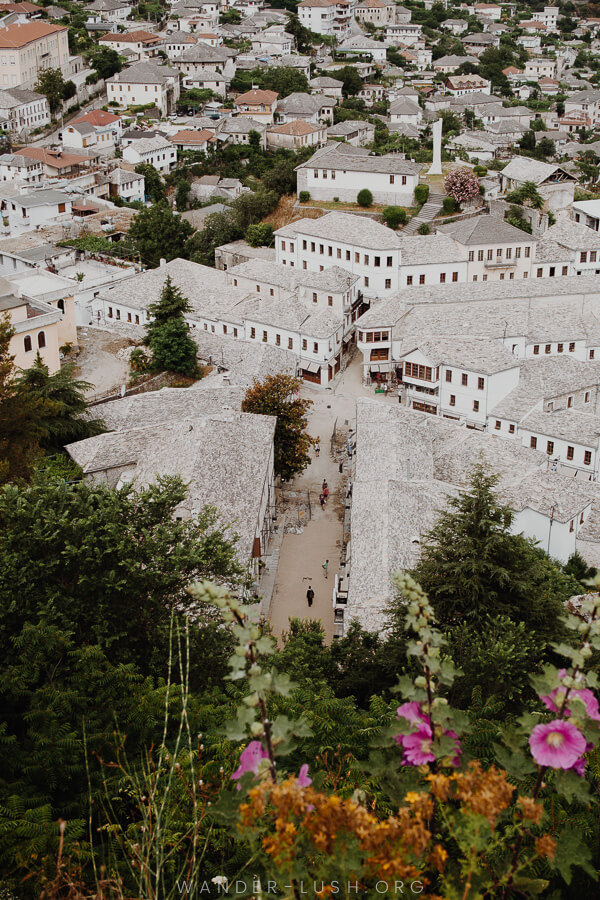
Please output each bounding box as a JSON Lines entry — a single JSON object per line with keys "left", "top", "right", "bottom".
{"left": 0, "top": 151, "right": 42, "bottom": 182}
{"left": 0, "top": 88, "right": 49, "bottom": 136}
{"left": 297, "top": 0, "right": 352, "bottom": 38}
{"left": 295, "top": 143, "right": 421, "bottom": 206}
{"left": 122, "top": 135, "right": 177, "bottom": 173}
{"left": 106, "top": 63, "right": 180, "bottom": 117}
{"left": 499, "top": 156, "right": 576, "bottom": 217}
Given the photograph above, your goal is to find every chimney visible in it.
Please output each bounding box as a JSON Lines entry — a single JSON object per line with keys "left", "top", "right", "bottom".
{"left": 159, "top": 257, "right": 167, "bottom": 268}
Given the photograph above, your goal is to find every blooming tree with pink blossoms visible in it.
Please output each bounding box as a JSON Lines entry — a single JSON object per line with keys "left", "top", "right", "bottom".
{"left": 444, "top": 166, "right": 481, "bottom": 205}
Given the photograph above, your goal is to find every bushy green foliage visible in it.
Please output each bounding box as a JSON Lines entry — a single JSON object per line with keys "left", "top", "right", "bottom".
{"left": 299, "top": 190, "right": 310, "bottom": 203}
{"left": 242, "top": 374, "right": 313, "bottom": 479}
{"left": 357, "top": 188, "right": 373, "bottom": 207}
{"left": 417, "top": 222, "right": 431, "bottom": 234}
{"left": 145, "top": 276, "right": 199, "bottom": 377}
{"left": 442, "top": 196, "right": 456, "bottom": 214}
{"left": 382, "top": 206, "right": 407, "bottom": 228}
{"left": 245, "top": 223, "right": 274, "bottom": 247}
{"left": 127, "top": 202, "right": 193, "bottom": 268}
{"left": 414, "top": 183, "right": 429, "bottom": 205}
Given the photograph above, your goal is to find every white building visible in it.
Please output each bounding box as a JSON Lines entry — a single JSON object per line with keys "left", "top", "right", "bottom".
{"left": 0, "top": 187, "right": 73, "bottom": 231}
{"left": 532, "top": 6, "right": 559, "bottom": 30}
{"left": 122, "top": 135, "right": 177, "bottom": 173}
{"left": 573, "top": 200, "right": 600, "bottom": 232}
{"left": 109, "top": 167, "right": 145, "bottom": 203}
{"left": 0, "top": 87, "right": 48, "bottom": 136}
{"left": 295, "top": 143, "right": 422, "bottom": 206}
{"left": 63, "top": 108, "right": 122, "bottom": 151}
{"left": 0, "top": 151, "right": 42, "bottom": 183}
{"left": 337, "top": 35, "right": 388, "bottom": 62}
{"left": 297, "top": 0, "right": 352, "bottom": 37}
{"left": 106, "top": 62, "right": 180, "bottom": 117}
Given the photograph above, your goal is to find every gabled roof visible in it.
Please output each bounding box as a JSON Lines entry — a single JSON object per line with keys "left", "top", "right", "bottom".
{"left": 101, "top": 29, "right": 161, "bottom": 43}
{"left": 501, "top": 155, "right": 576, "bottom": 186}
{"left": 268, "top": 118, "right": 323, "bottom": 136}
{"left": 437, "top": 215, "right": 537, "bottom": 246}
{"left": 71, "top": 109, "right": 121, "bottom": 126}
{"left": 234, "top": 88, "right": 278, "bottom": 105}
{"left": 296, "top": 142, "right": 422, "bottom": 176}
{"left": 0, "top": 21, "right": 66, "bottom": 47}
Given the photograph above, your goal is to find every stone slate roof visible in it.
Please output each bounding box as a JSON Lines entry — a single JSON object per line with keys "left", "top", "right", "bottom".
{"left": 276, "top": 212, "right": 403, "bottom": 251}
{"left": 295, "top": 142, "right": 422, "bottom": 176}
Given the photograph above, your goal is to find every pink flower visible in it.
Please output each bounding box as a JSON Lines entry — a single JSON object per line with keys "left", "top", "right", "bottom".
{"left": 402, "top": 722, "right": 435, "bottom": 766}
{"left": 231, "top": 741, "right": 268, "bottom": 785}
{"left": 540, "top": 670, "right": 600, "bottom": 722}
{"left": 297, "top": 764, "right": 312, "bottom": 787}
{"left": 397, "top": 701, "right": 427, "bottom": 726}
{"left": 529, "top": 720, "right": 587, "bottom": 770}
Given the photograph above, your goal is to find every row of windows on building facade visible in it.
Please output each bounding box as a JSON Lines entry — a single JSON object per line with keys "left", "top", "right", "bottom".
{"left": 23, "top": 331, "right": 45, "bottom": 352}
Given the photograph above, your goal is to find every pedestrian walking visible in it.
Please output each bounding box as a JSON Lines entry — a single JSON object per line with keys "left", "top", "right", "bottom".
{"left": 322, "top": 479, "right": 328, "bottom": 493}
{"left": 323, "top": 485, "right": 329, "bottom": 502}
{"left": 319, "top": 493, "right": 325, "bottom": 508}
{"left": 315, "top": 438, "right": 320, "bottom": 457}
{"left": 306, "top": 586, "right": 314, "bottom": 607}
{"left": 338, "top": 459, "right": 344, "bottom": 474}
{"left": 322, "top": 559, "right": 329, "bottom": 579}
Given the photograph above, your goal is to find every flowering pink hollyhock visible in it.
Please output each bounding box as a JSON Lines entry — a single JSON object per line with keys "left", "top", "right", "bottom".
{"left": 529, "top": 720, "right": 586, "bottom": 770}
{"left": 297, "top": 764, "right": 312, "bottom": 787}
{"left": 570, "top": 757, "right": 587, "bottom": 777}
{"left": 402, "top": 722, "right": 436, "bottom": 766}
{"left": 231, "top": 741, "right": 268, "bottom": 784}
{"left": 397, "top": 701, "right": 427, "bottom": 725}
{"left": 541, "top": 671, "right": 600, "bottom": 722}
{"left": 446, "top": 729, "right": 462, "bottom": 768}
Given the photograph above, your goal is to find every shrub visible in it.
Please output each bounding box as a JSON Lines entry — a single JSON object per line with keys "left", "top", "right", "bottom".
{"left": 298, "top": 191, "right": 310, "bottom": 203}
{"left": 357, "top": 188, "right": 373, "bottom": 207}
{"left": 442, "top": 197, "right": 456, "bottom": 215}
{"left": 418, "top": 222, "right": 431, "bottom": 235}
{"left": 129, "top": 346, "right": 151, "bottom": 374}
{"left": 245, "top": 223, "right": 275, "bottom": 248}
{"left": 414, "top": 184, "right": 429, "bottom": 206}
{"left": 474, "top": 165, "right": 488, "bottom": 176}
{"left": 444, "top": 168, "right": 480, "bottom": 205}
{"left": 382, "top": 206, "right": 407, "bottom": 229}
{"left": 333, "top": 196, "right": 339, "bottom": 203}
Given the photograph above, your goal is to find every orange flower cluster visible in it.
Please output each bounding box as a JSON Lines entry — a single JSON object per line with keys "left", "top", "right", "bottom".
{"left": 427, "top": 762, "right": 515, "bottom": 829}
{"left": 535, "top": 834, "right": 557, "bottom": 860}
{"left": 517, "top": 795, "right": 544, "bottom": 825}
{"left": 239, "top": 776, "right": 447, "bottom": 893}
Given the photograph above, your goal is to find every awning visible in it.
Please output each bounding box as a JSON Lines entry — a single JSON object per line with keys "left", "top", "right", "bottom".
{"left": 370, "top": 364, "right": 381, "bottom": 372}
{"left": 302, "top": 361, "right": 321, "bottom": 374}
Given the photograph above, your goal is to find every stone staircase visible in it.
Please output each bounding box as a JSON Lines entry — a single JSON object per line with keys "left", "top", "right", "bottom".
{"left": 403, "top": 191, "right": 446, "bottom": 235}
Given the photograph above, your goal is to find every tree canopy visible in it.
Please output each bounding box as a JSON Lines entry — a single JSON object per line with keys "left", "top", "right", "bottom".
{"left": 242, "top": 374, "right": 313, "bottom": 479}
{"left": 127, "top": 202, "right": 194, "bottom": 268}
{"left": 145, "top": 276, "right": 199, "bottom": 377}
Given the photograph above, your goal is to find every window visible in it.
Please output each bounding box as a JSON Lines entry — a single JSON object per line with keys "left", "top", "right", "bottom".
{"left": 262, "top": 331, "right": 267, "bottom": 342}
{"left": 585, "top": 450, "right": 592, "bottom": 466}
{"left": 569, "top": 342, "right": 575, "bottom": 352}
{"left": 389, "top": 174, "right": 395, "bottom": 184}
{"left": 407, "top": 275, "right": 413, "bottom": 286}
{"left": 558, "top": 343, "right": 563, "bottom": 353}
{"left": 495, "top": 420, "right": 501, "bottom": 430}
{"left": 251, "top": 327, "right": 255, "bottom": 339}
{"left": 303, "top": 240, "right": 307, "bottom": 250}
{"left": 402, "top": 175, "right": 407, "bottom": 185}
{"left": 515, "top": 247, "right": 521, "bottom": 258}
{"left": 116, "top": 310, "right": 120, "bottom": 320}
{"left": 500, "top": 273, "right": 505, "bottom": 281}
{"left": 449, "top": 394, "right": 456, "bottom": 406}
{"left": 570, "top": 520, "right": 575, "bottom": 533}
{"left": 473, "top": 400, "right": 479, "bottom": 412}
{"left": 23, "top": 335, "right": 32, "bottom": 352}
{"left": 364, "top": 276, "right": 369, "bottom": 288}
{"left": 374, "top": 256, "right": 380, "bottom": 267}
{"left": 58, "top": 203, "right": 65, "bottom": 213}
{"left": 288, "top": 338, "right": 293, "bottom": 349}
{"left": 478, "top": 377, "right": 484, "bottom": 390}
{"left": 311, "top": 242, "right": 315, "bottom": 252}
{"left": 385, "top": 278, "right": 391, "bottom": 289}
{"left": 364, "top": 255, "right": 369, "bottom": 265}
{"left": 496, "top": 248, "right": 502, "bottom": 259}
{"left": 440, "top": 272, "right": 446, "bottom": 284}
{"left": 452, "top": 272, "right": 458, "bottom": 282}
{"left": 592, "top": 252, "right": 597, "bottom": 263}
{"left": 328, "top": 296, "right": 333, "bottom": 306}
{"left": 568, "top": 396, "right": 573, "bottom": 408}
{"left": 346, "top": 250, "right": 351, "bottom": 261}
{"left": 446, "top": 369, "right": 452, "bottom": 382}
{"left": 547, "top": 440, "right": 554, "bottom": 455}
{"left": 419, "top": 274, "right": 425, "bottom": 284}
{"left": 234, "top": 327, "right": 238, "bottom": 337}
{"left": 530, "top": 436, "right": 537, "bottom": 449}
{"left": 461, "top": 373, "right": 468, "bottom": 386}
{"left": 328, "top": 246, "right": 332, "bottom": 257}
{"left": 319, "top": 244, "right": 324, "bottom": 255}
{"left": 533, "top": 345, "right": 539, "bottom": 355}
{"left": 468, "top": 251, "right": 474, "bottom": 262}
{"left": 591, "top": 350, "right": 596, "bottom": 360}
{"left": 135, "top": 315, "right": 140, "bottom": 325}
{"left": 313, "top": 342, "right": 318, "bottom": 353}
{"left": 355, "top": 252, "right": 359, "bottom": 263}
{"left": 302, "top": 339, "right": 307, "bottom": 350}
{"left": 509, "top": 424, "right": 515, "bottom": 434}
{"left": 581, "top": 251, "right": 588, "bottom": 263}
{"left": 525, "top": 247, "right": 530, "bottom": 258}
{"left": 127, "top": 312, "right": 132, "bottom": 323}
{"left": 567, "top": 446, "right": 574, "bottom": 460}
{"left": 337, "top": 248, "right": 341, "bottom": 259}
{"left": 270, "top": 289, "right": 274, "bottom": 296}
{"left": 108, "top": 306, "right": 113, "bottom": 318}
{"left": 313, "top": 292, "right": 317, "bottom": 303}
{"left": 545, "top": 344, "right": 551, "bottom": 354}
{"left": 387, "top": 256, "right": 393, "bottom": 267}
{"left": 506, "top": 248, "right": 512, "bottom": 259}
{"left": 537, "top": 268, "right": 543, "bottom": 278}
{"left": 478, "top": 250, "right": 483, "bottom": 261}
{"left": 281, "top": 241, "right": 286, "bottom": 251}
{"left": 276, "top": 334, "right": 280, "bottom": 346}
{"left": 487, "top": 249, "right": 493, "bottom": 260}
{"left": 586, "top": 391, "right": 591, "bottom": 403}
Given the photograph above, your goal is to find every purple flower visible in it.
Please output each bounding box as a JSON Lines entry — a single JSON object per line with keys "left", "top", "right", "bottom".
{"left": 231, "top": 741, "right": 268, "bottom": 786}
{"left": 529, "top": 720, "right": 587, "bottom": 770}
{"left": 540, "top": 670, "right": 600, "bottom": 722}
{"left": 297, "top": 764, "right": 312, "bottom": 787}
{"left": 396, "top": 703, "right": 461, "bottom": 768}
{"left": 397, "top": 701, "right": 427, "bottom": 726}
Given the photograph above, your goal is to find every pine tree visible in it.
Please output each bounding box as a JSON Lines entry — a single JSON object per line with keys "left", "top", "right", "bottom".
{"left": 16, "top": 353, "right": 105, "bottom": 452}
{"left": 0, "top": 315, "right": 48, "bottom": 484}
{"left": 408, "top": 464, "right": 578, "bottom": 642}
{"left": 145, "top": 277, "right": 199, "bottom": 377}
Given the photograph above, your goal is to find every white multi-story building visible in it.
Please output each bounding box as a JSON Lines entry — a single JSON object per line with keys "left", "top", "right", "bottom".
{"left": 385, "top": 22, "right": 423, "bottom": 45}
{"left": 0, "top": 22, "right": 69, "bottom": 89}
{"left": 122, "top": 135, "right": 177, "bottom": 173}
{"left": 0, "top": 87, "right": 49, "bottom": 136}
{"left": 532, "top": 6, "right": 559, "bottom": 29}
{"left": 0, "top": 151, "right": 42, "bottom": 182}
{"left": 109, "top": 167, "right": 145, "bottom": 203}
{"left": 106, "top": 62, "right": 180, "bottom": 117}
{"left": 297, "top": 0, "right": 352, "bottom": 37}
{"left": 62, "top": 109, "right": 122, "bottom": 151}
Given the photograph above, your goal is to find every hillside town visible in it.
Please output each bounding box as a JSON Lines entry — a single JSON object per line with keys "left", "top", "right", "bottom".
{"left": 6, "top": 0, "right": 600, "bottom": 893}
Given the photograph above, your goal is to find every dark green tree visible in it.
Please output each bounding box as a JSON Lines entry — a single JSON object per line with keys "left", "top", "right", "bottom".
{"left": 409, "top": 464, "right": 578, "bottom": 642}
{"left": 175, "top": 177, "right": 192, "bottom": 210}
{"left": 88, "top": 46, "right": 123, "bottom": 79}
{"left": 34, "top": 67, "right": 67, "bottom": 115}
{"left": 128, "top": 201, "right": 193, "bottom": 268}
{"left": 188, "top": 210, "right": 242, "bottom": 267}
{"left": 134, "top": 162, "right": 166, "bottom": 203}
{"left": 242, "top": 374, "right": 313, "bottom": 479}
{"left": 0, "top": 315, "right": 49, "bottom": 485}
{"left": 245, "top": 223, "right": 274, "bottom": 247}
{"left": 145, "top": 276, "right": 198, "bottom": 377}
{"left": 330, "top": 66, "right": 363, "bottom": 96}
{"left": 16, "top": 353, "right": 105, "bottom": 453}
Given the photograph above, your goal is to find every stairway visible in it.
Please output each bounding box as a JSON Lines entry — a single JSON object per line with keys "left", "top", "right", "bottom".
{"left": 403, "top": 191, "right": 446, "bottom": 235}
